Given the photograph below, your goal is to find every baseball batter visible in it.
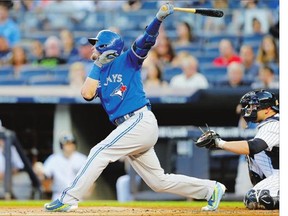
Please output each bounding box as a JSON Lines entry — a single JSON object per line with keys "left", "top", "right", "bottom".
{"left": 44, "top": 2, "right": 226, "bottom": 212}
{"left": 196, "top": 89, "right": 279, "bottom": 210}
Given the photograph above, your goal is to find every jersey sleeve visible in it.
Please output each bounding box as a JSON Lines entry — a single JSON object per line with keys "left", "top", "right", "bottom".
{"left": 254, "top": 121, "right": 279, "bottom": 150}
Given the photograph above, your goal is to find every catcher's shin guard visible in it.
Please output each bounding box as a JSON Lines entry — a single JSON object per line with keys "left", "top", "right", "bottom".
{"left": 244, "top": 189, "right": 279, "bottom": 210}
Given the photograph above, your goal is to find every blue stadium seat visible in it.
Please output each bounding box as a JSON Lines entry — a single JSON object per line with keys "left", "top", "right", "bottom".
{"left": 162, "top": 66, "right": 182, "bottom": 83}
{"left": 199, "top": 64, "right": 227, "bottom": 85}
{"left": 0, "top": 77, "right": 26, "bottom": 85}
{"left": 268, "top": 63, "right": 279, "bottom": 75}
{"left": 19, "top": 65, "right": 51, "bottom": 82}
{"left": 241, "top": 34, "right": 264, "bottom": 47}
{"left": 50, "top": 65, "right": 70, "bottom": 80}
{"left": 174, "top": 43, "right": 202, "bottom": 54}
{"left": 0, "top": 65, "right": 14, "bottom": 77}
{"left": 27, "top": 75, "right": 68, "bottom": 86}
{"left": 197, "top": 54, "right": 217, "bottom": 64}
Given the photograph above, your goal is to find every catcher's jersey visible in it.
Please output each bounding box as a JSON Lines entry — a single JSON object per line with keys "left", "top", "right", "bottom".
{"left": 248, "top": 114, "right": 279, "bottom": 179}
{"left": 97, "top": 48, "right": 150, "bottom": 122}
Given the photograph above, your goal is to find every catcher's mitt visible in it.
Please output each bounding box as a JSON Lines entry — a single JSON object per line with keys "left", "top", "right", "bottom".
{"left": 195, "top": 128, "right": 220, "bottom": 149}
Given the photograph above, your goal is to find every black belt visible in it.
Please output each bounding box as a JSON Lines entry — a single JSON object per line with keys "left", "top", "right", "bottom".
{"left": 114, "top": 105, "right": 151, "bottom": 126}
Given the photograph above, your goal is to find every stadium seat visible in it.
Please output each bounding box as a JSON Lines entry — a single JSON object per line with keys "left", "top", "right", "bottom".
{"left": 174, "top": 43, "right": 202, "bottom": 54}
{"left": 27, "top": 75, "right": 69, "bottom": 86}
{"left": 162, "top": 66, "right": 182, "bottom": 83}
{"left": 0, "top": 65, "right": 14, "bottom": 77}
{"left": 0, "top": 77, "right": 26, "bottom": 85}
{"left": 50, "top": 64, "right": 70, "bottom": 80}
{"left": 18, "top": 65, "right": 51, "bottom": 82}
{"left": 197, "top": 54, "right": 217, "bottom": 64}
{"left": 199, "top": 64, "right": 227, "bottom": 85}
{"left": 241, "top": 34, "right": 264, "bottom": 47}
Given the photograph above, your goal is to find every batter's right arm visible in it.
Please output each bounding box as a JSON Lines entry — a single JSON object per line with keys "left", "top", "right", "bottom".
{"left": 81, "top": 64, "right": 100, "bottom": 101}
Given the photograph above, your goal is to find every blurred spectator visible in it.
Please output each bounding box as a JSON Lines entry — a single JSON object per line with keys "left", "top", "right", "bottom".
{"left": 239, "top": 44, "right": 259, "bottom": 80}
{"left": 95, "top": 0, "right": 124, "bottom": 11}
{"left": 59, "top": 29, "right": 78, "bottom": 61}
{"left": 72, "top": 0, "right": 96, "bottom": 12}
{"left": 0, "top": 132, "right": 24, "bottom": 181}
{"left": 122, "top": 0, "right": 142, "bottom": 11}
{"left": 142, "top": 59, "right": 167, "bottom": 89}
{"left": 68, "top": 62, "right": 86, "bottom": 88}
{"left": 0, "top": 1, "right": 21, "bottom": 48}
{"left": 203, "top": 0, "right": 228, "bottom": 34}
{"left": 154, "top": 36, "right": 176, "bottom": 69}
{"left": 29, "top": 39, "right": 45, "bottom": 63}
{"left": 228, "top": 0, "right": 274, "bottom": 35}
{"left": 173, "top": 21, "right": 197, "bottom": 47}
{"left": 8, "top": 45, "right": 29, "bottom": 78}
{"left": 0, "top": 120, "right": 31, "bottom": 199}
{"left": 171, "top": 50, "right": 190, "bottom": 67}
{"left": 213, "top": 39, "right": 241, "bottom": 66}
{"left": 68, "top": 37, "right": 93, "bottom": 72}
{"left": 13, "top": 0, "right": 42, "bottom": 12}
{"left": 42, "top": 0, "right": 83, "bottom": 30}
{"left": 170, "top": 55, "right": 209, "bottom": 89}
{"left": 251, "top": 17, "right": 264, "bottom": 35}
{"left": 216, "top": 62, "right": 251, "bottom": 88}
{"left": 269, "top": 20, "right": 279, "bottom": 40}
{"left": 33, "top": 132, "right": 87, "bottom": 200}
{"left": 0, "top": 36, "right": 10, "bottom": 65}
{"left": 256, "top": 34, "right": 279, "bottom": 65}
{"left": 251, "top": 65, "right": 279, "bottom": 89}
{"left": 36, "top": 36, "right": 67, "bottom": 68}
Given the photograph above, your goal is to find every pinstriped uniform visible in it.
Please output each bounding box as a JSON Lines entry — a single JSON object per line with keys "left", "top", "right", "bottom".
{"left": 247, "top": 114, "right": 279, "bottom": 197}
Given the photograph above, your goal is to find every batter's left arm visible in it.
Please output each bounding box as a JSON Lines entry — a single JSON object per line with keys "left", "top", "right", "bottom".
{"left": 132, "top": 2, "right": 174, "bottom": 58}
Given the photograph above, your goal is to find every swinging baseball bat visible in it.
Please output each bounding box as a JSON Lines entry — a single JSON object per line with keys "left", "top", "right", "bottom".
{"left": 174, "top": 7, "right": 224, "bottom": 18}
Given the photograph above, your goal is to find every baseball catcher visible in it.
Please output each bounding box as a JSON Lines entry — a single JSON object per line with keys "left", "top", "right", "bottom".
{"left": 195, "top": 89, "right": 279, "bottom": 210}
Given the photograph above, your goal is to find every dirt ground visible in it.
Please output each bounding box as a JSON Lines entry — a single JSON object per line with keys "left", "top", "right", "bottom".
{"left": 0, "top": 206, "right": 279, "bottom": 216}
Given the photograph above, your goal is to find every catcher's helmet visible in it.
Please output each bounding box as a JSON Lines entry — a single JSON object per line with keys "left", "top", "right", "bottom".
{"left": 88, "top": 30, "right": 124, "bottom": 55}
{"left": 240, "top": 89, "right": 279, "bottom": 123}
{"left": 59, "top": 132, "right": 76, "bottom": 149}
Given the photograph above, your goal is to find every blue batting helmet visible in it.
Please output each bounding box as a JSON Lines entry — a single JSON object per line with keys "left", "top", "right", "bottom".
{"left": 88, "top": 30, "right": 124, "bottom": 55}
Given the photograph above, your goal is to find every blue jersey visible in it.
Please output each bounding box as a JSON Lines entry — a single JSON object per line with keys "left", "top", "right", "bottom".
{"left": 97, "top": 48, "right": 150, "bottom": 122}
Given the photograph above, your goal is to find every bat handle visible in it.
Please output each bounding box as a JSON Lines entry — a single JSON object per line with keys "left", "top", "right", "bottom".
{"left": 174, "top": 7, "right": 196, "bottom": 13}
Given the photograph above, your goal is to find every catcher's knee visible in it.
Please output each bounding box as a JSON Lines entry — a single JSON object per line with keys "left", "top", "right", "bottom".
{"left": 244, "top": 189, "right": 278, "bottom": 210}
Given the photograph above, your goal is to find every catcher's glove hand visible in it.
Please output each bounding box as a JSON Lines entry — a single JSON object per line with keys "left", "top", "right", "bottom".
{"left": 195, "top": 129, "right": 220, "bottom": 149}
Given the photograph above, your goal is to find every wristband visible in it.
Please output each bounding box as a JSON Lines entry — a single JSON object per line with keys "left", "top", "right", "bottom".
{"left": 88, "top": 64, "right": 101, "bottom": 80}
{"left": 217, "top": 139, "right": 226, "bottom": 149}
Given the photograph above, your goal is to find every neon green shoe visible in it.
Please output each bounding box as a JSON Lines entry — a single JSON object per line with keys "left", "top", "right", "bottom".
{"left": 202, "top": 182, "right": 226, "bottom": 211}
{"left": 44, "top": 199, "right": 78, "bottom": 212}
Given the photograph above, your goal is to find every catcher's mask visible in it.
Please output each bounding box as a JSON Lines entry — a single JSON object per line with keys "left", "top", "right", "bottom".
{"left": 88, "top": 30, "right": 124, "bottom": 55}
{"left": 240, "top": 89, "right": 279, "bottom": 123}
{"left": 59, "top": 133, "right": 76, "bottom": 149}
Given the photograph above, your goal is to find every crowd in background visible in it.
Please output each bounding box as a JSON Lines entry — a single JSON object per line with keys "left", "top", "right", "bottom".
{"left": 0, "top": 0, "right": 279, "bottom": 91}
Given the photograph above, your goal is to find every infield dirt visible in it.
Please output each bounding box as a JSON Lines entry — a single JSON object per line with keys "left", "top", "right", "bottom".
{"left": 0, "top": 206, "right": 279, "bottom": 216}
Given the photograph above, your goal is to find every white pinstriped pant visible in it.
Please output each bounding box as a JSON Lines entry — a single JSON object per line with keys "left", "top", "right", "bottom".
{"left": 60, "top": 109, "right": 216, "bottom": 205}
{"left": 253, "top": 172, "right": 279, "bottom": 197}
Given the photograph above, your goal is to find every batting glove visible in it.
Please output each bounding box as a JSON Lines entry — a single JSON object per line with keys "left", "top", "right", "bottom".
{"left": 156, "top": 2, "right": 174, "bottom": 21}
{"left": 95, "top": 50, "right": 119, "bottom": 67}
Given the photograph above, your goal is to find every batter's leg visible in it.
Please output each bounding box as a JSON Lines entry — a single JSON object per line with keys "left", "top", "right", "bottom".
{"left": 128, "top": 147, "right": 216, "bottom": 200}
